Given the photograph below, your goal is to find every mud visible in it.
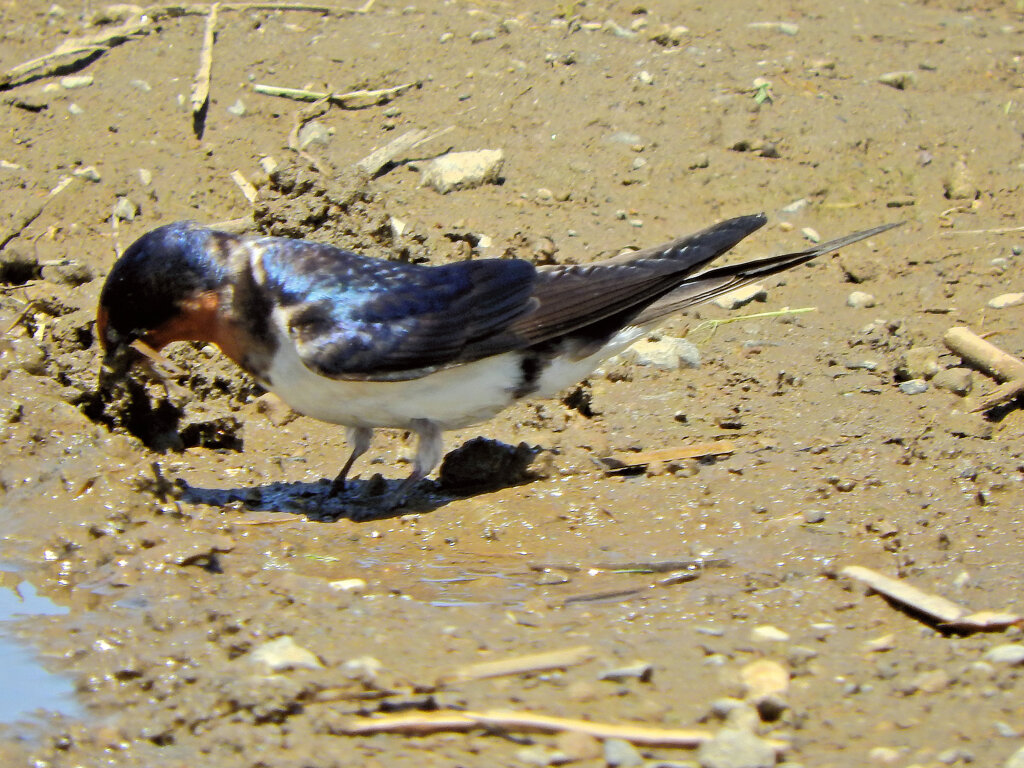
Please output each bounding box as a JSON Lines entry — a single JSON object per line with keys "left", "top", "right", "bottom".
{"left": 2, "top": 1, "right": 1024, "bottom": 767}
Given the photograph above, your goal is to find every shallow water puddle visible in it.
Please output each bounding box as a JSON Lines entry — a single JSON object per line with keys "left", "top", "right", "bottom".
{"left": 0, "top": 576, "right": 81, "bottom": 723}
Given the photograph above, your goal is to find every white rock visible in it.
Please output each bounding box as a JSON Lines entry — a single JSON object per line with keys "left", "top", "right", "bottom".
{"left": 60, "top": 74, "right": 93, "bottom": 89}
{"left": 740, "top": 659, "right": 789, "bottom": 699}
{"left": 328, "top": 577, "right": 367, "bottom": 593}
{"left": 620, "top": 337, "right": 701, "bottom": 370}
{"left": 421, "top": 149, "right": 505, "bottom": 194}
{"left": 1005, "top": 744, "right": 1024, "bottom": 768}
{"left": 750, "top": 625, "right": 790, "bottom": 643}
{"left": 988, "top": 292, "right": 1024, "bottom": 309}
{"left": 250, "top": 636, "right": 323, "bottom": 672}
{"left": 697, "top": 728, "right": 775, "bottom": 768}
{"left": 985, "top": 644, "right": 1024, "bottom": 665}
{"left": 847, "top": 290, "right": 876, "bottom": 308}
{"left": 73, "top": 166, "right": 101, "bottom": 182}
{"left": 714, "top": 283, "right": 767, "bottom": 310}
{"left": 297, "top": 120, "right": 332, "bottom": 150}
{"left": 112, "top": 197, "right": 138, "bottom": 221}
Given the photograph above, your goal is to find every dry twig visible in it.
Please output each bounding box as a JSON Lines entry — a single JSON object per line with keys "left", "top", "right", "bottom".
{"left": 190, "top": 2, "right": 219, "bottom": 134}
{"left": 439, "top": 646, "right": 594, "bottom": 685}
{"left": 943, "top": 326, "right": 1024, "bottom": 411}
{"left": 335, "top": 708, "right": 720, "bottom": 748}
{"left": 254, "top": 80, "right": 421, "bottom": 108}
{"left": 600, "top": 441, "right": 735, "bottom": 472}
{"left": 356, "top": 125, "right": 454, "bottom": 177}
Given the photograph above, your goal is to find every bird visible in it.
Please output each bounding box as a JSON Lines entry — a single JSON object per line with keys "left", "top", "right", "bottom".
{"left": 96, "top": 214, "right": 898, "bottom": 507}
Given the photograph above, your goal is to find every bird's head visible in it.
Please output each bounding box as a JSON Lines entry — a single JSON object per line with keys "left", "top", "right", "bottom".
{"left": 97, "top": 222, "right": 230, "bottom": 382}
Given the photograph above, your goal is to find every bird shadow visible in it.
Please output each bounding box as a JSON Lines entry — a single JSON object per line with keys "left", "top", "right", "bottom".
{"left": 179, "top": 476, "right": 458, "bottom": 522}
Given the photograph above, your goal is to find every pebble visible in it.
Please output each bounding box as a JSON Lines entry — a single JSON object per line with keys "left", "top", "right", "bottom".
{"left": 944, "top": 158, "right": 978, "bottom": 200}
{"left": 599, "top": 661, "right": 654, "bottom": 682}
{"left": 748, "top": 21, "right": 799, "bottom": 35}
{"left": 67, "top": 103, "right": 84, "bottom": 115}
{"left": 421, "top": 149, "right": 505, "bottom": 194}
{"left": 138, "top": 168, "right": 153, "bottom": 186}
{"left": 1007, "top": 745, "right": 1024, "bottom": 768}
{"left": 13, "top": 339, "right": 48, "bottom": 376}
{"left": 604, "top": 738, "right": 644, "bottom": 767}
{"left": 802, "top": 508, "right": 826, "bottom": 524}
{"left": 878, "top": 70, "right": 917, "bottom": 89}
{"left": 750, "top": 625, "right": 790, "bottom": 643}
{"left": 637, "top": 70, "right": 654, "bottom": 85}
{"left": 911, "top": 668, "right": 951, "bottom": 694}
{"left": 129, "top": 79, "right": 151, "bottom": 92}
{"left": 254, "top": 392, "right": 298, "bottom": 426}
{"left": 619, "top": 337, "right": 701, "bottom": 370}
{"left": 932, "top": 367, "right": 973, "bottom": 396}
{"left": 697, "top": 728, "right": 775, "bottom": 768}
{"left": 328, "top": 578, "right": 367, "bottom": 593}
{"left": 515, "top": 745, "right": 556, "bottom": 766}
{"left": 714, "top": 284, "right": 767, "bottom": 310}
{"left": 897, "top": 346, "right": 940, "bottom": 380}
{"left": 741, "top": 659, "right": 789, "bottom": 701}
{"left": 801, "top": 227, "right": 820, "bottom": 243}
{"left": 112, "top": 196, "right": 139, "bottom": 221}
{"left": 556, "top": 731, "right": 602, "bottom": 762}
{"left": 846, "top": 290, "right": 876, "bottom": 308}
{"left": 985, "top": 644, "right": 1024, "bottom": 665}
{"left": 868, "top": 746, "right": 902, "bottom": 765}
{"left": 297, "top": 120, "right": 332, "bottom": 150}
{"left": 780, "top": 198, "right": 808, "bottom": 214}
{"left": 60, "top": 74, "right": 93, "bottom": 89}
{"left": 342, "top": 655, "right": 382, "bottom": 681}
{"left": 898, "top": 379, "right": 928, "bottom": 395}
{"left": 988, "top": 292, "right": 1024, "bottom": 309}
{"left": 73, "top": 165, "right": 101, "bottom": 182}
{"left": 226, "top": 99, "right": 246, "bottom": 116}
{"left": 469, "top": 27, "right": 497, "bottom": 43}
{"left": 249, "top": 636, "right": 323, "bottom": 672}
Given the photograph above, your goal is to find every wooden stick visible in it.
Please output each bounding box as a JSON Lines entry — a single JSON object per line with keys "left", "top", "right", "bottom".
{"left": 335, "top": 708, "right": 718, "bottom": 748}
{"left": 0, "top": 16, "right": 151, "bottom": 89}
{"left": 0, "top": 176, "right": 74, "bottom": 250}
{"left": 973, "top": 378, "right": 1024, "bottom": 413}
{"left": 190, "top": 2, "right": 219, "bottom": 118}
{"left": 229, "top": 170, "right": 258, "bottom": 203}
{"left": 439, "top": 646, "right": 594, "bottom": 685}
{"left": 841, "top": 565, "right": 968, "bottom": 624}
{"left": 253, "top": 80, "right": 421, "bottom": 108}
{"left": 355, "top": 125, "right": 454, "bottom": 177}
{"left": 943, "top": 327, "right": 1024, "bottom": 382}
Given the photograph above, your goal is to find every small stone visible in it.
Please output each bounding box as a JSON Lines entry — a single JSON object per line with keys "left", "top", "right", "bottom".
{"left": 801, "top": 227, "right": 820, "bottom": 243}
{"left": 469, "top": 27, "right": 497, "bottom": 43}
{"left": 714, "top": 284, "right": 767, "bottom": 310}
{"left": 60, "top": 74, "right": 93, "bottom": 89}
{"left": 342, "top": 655, "right": 383, "bottom": 681}
{"left": 868, "top": 746, "right": 902, "bottom": 765}
{"left": 697, "top": 728, "right": 775, "bottom": 768}
{"left": 73, "top": 165, "right": 101, "bottom": 182}
{"left": 847, "top": 290, "right": 876, "bottom": 308}
{"left": 932, "top": 368, "right": 973, "bottom": 396}
{"left": 802, "top": 508, "right": 826, "bottom": 524}
{"left": 878, "top": 70, "right": 917, "bottom": 89}
{"left": 599, "top": 662, "right": 653, "bottom": 683}
{"left": 1007, "top": 744, "right": 1024, "bottom": 768}
{"left": 944, "top": 158, "right": 978, "bottom": 200}
{"left": 421, "top": 149, "right": 504, "bottom": 194}
{"left": 556, "top": 731, "right": 602, "bottom": 762}
{"left": 896, "top": 346, "right": 940, "bottom": 381}
{"left": 911, "top": 668, "right": 951, "bottom": 694}
{"left": 297, "top": 120, "right": 332, "bottom": 150}
{"left": 637, "top": 70, "right": 654, "bottom": 85}
{"left": 741, "top": 659, "right": 789, "bottom": 701}
{"left": 750, "top": 625, "right": 790, "bottom": 643}
{"left": 328, "top": 578, "right": 367, "bottom": 593}
{"left": 112, "top": 196, "right": 139, "bottom": 221}
{"left": 988, "top": 292, "right": 1024, "bottom": 309}
{"left": 138, "top": 168, "right": 153, "bottom": 186}
{"left": 13, "top": 339, "right": 48, "bottom": 376}
{"left": 254, "top": 392, "right": 298, "bottom": 426}
{"left": 604, "top": 738, "right": 643, "bottom": 767}
{"left": 898, "top": 379, "right": 928, "bottom": 395}
{"left": 226, "top": 99, "right": 246, "bottom": 116}
{"left": 129, "top": 79, "right": 151, "bottom": 92}
{"left": 620, "top": 337, "right": 700, "bottom": 370}
{"left": 250, "top": 636, "right": 323, "bottom": 672}
{"left": 67, "top": 103, "right": 84, "bottom": 115}
{"left": 689, "top": 152, "right": 710, "bottom": 169}
{"left": 985, "top": 644, "right": 1024, "bottom": 665}
{"left": 780, "top": 198, "right": 808, "bottom": 214}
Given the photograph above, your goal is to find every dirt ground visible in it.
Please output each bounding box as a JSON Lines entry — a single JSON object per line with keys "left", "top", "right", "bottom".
{"left": 1, "top": 0, "right": 1024, "bottom": 766}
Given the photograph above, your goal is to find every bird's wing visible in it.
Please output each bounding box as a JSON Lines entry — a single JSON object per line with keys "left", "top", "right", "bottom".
{"left": 257, "top": 239, "right": 539, "bottom": 381}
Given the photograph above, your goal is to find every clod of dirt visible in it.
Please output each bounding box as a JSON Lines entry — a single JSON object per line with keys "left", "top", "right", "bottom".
{"left": 439, "top": 437, "right": 545, "bottom": 492}
{"left": 0, "top": 245, "right": 40, "bottom": 284}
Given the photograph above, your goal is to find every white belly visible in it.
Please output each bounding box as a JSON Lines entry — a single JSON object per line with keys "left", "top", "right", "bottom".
{"left": 261, "top": 324, "right": 648, "bottom": 431}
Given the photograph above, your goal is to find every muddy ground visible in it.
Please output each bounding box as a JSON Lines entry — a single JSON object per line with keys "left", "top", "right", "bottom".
{"left": 1, "top": 0, "right": 1024, "bottom": 766}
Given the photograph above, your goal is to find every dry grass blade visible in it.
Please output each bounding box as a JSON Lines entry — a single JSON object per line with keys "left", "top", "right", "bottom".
{"left": 439, "top": 646, "right": 594, "bottom": 685}
{"left": 601, "top": 441, "right": 735, "bottom": 471}
{"left": 190, "top": 2, "right": 219, "bottom": 127}
{"left": 841, "top": 565, "right": 968, "bottom": 624}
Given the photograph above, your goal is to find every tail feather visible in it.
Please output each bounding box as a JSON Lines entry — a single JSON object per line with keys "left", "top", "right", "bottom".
{"left": 631, "top": 221, "right": 902, "bottom": 326}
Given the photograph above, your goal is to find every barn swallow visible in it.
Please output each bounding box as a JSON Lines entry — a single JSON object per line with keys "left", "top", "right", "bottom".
{"left": 97, "top": 215, "right": 898, "bottom": 506}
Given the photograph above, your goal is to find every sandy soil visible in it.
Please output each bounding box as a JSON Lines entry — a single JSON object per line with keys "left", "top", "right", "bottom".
{"left": 2, "top": 1, "right": 1024, "bottom": 766}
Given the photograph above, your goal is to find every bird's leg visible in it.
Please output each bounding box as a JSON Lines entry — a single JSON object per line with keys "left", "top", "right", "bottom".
{"left": 329, "top": 426, "right": 373, "bottom": 496}
{"left": 386, "top": 419, "right": 443, "bottom": 507}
